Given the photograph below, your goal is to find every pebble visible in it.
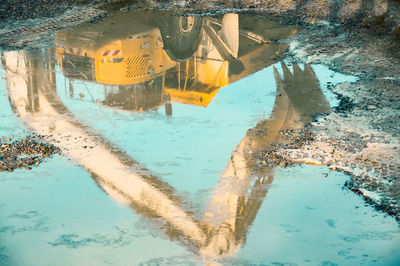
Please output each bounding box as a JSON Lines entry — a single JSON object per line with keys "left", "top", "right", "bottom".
{"left": 0, "top": 135, "right": 61, "bottom": 173}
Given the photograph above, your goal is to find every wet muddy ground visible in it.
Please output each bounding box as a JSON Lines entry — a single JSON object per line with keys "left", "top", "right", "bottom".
{"left": 0, "top": 0, "right": 399, "bottom": 265}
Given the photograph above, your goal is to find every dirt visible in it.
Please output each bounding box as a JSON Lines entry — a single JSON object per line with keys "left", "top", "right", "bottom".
{"left": 0, "top": 0, "right": 80, "bottom": 21}
{"left": 0, "top": 0, "right": 106, "bottom": 51}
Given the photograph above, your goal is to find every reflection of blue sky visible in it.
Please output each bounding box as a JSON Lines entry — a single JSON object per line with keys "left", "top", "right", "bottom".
{"left": 235, "top": 165, "right": 400, "bottom": 265}
{"left": 55, "top": 63, "right": 356, "bottom": 196}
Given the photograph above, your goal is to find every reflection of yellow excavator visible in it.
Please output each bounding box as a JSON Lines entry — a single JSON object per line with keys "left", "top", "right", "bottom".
{"left": 55, "top": 11, "right": 178, "bottom": 112}
{"left": 55, "top": 11, "right": 300, "bottom": 113}
{"left": 56, "top": 24, "right": 174, "bottom": 86}
{"left": 3, "top": 46, "right": 329, "bottom": 264}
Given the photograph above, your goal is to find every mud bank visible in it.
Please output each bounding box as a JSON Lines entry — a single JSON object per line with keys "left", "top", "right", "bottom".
{"left": 0, "top": 1, "right": 106, "bottom": 51}
{"left": 0, "top": 0, "right": 79, "bottom": 21}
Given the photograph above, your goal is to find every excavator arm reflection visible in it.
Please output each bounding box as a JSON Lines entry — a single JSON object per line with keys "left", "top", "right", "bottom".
{"left": 198, "top": 61, "right": 330, "bottom": 260}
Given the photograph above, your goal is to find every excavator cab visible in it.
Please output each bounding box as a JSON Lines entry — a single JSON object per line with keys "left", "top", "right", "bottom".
{"left": 55, "top": 15, "right": 176, "bottom": 85}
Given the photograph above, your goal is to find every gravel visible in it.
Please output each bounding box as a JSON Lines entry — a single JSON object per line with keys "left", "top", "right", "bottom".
{"left": 0, "top": 134, "right": 61, "bottom": 172}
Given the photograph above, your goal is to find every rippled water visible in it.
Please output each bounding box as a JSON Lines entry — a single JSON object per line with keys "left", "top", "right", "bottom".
{"left": 0, "top": 9, "right": 399, "bottom": 266}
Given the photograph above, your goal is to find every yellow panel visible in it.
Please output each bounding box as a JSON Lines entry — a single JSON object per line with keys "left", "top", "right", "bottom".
{"left": 164, "top": 88, "right": 219, "bottom": 107}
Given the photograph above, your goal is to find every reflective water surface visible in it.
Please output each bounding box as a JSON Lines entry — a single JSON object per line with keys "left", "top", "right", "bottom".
{"left": 0, "top": 9, "right": 399, "bottom": 266}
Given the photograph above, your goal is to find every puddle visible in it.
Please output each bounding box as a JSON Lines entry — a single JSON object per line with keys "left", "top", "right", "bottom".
{"left": 0, "top": 9, "right": 399, "bottom": 266}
